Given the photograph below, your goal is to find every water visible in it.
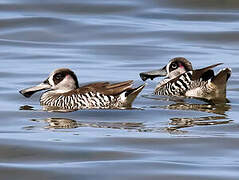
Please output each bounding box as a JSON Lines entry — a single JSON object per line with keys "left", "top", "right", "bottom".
{"left": 1, "top": 0, "right": 239, "bottom": 179}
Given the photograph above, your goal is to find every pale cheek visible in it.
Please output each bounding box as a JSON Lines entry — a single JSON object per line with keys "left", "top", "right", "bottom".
{"left": 65, "top": 76, "right": 74, "bottom": 86}
{"left": 179, "top": 67, "right": 186, "bottom": 73}
{"left": 63, "top": 76, "right": 76, "bottom": 89}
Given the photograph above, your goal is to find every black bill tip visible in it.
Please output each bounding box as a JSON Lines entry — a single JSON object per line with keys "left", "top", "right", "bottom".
{"left": 19, "top": 89, "right": 35, "bottom": 98}
{"left": 139, "top": 72, "right": 148, "bottom": 81}
{"left": 139, "top": 72, "right": 158, "bottom": 81}
{"left": 139, "top": 67, "right": 167, "bottom": 81}
{"left": 19, "top": 82, "right": 51, "bottom": 98}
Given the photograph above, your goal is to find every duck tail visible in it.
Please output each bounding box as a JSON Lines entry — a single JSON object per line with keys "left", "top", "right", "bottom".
{"left": 123, "top": 84, "right": 145, "bottom": 107}
{"left": 211, "top": 68, "right": 231, "bottom": 89}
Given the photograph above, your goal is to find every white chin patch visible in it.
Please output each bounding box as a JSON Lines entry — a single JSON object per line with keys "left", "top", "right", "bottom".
{"left": 48, "top": 75, "right": 55, "bottom": 86}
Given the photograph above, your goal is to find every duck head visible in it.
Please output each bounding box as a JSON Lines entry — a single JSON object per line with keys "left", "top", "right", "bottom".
{"left": 140, "top": 57, "right": 193, "bottom": 81}
{"left": 20, "top": 68, "right": 79, "bottom": 98}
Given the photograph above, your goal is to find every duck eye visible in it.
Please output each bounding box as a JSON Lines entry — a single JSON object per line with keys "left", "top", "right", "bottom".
{"left": 55, "top": 73, "right": 64, "bottom": 80}
{"left": 171, "top": 63, "right": 178, "bottom": 69}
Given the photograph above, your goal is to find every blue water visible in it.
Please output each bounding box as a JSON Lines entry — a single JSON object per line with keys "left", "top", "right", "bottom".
{"left": 0, "top": 0, "right": 239, "bottom": 179}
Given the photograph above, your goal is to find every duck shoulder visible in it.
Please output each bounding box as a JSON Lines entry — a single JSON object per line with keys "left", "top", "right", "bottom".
{"left": 62, "top": 80, "right": 134, "bottom": 96}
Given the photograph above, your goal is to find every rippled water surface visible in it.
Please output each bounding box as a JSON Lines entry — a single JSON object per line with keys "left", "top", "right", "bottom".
{"left": 1, "top": 0, "right": 239, "bottom": 179}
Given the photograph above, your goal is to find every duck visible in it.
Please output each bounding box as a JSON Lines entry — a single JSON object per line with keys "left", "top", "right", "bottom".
{"left": 20, "top": 68, "right": 145, "bottom": 110}
{"left": 139, "top": 57, "right": 231, "bottom": 101}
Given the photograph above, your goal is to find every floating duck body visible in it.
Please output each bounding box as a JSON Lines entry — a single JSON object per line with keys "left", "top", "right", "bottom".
{"left": 140, "top": 57, "right": 231, "bottom": 100}
{"left": 20, "top": 68, "right": 145, "bottom": 110}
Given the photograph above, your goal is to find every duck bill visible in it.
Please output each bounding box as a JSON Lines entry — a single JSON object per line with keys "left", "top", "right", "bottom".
{"left": 19, "top": 82, "right": 51, "bottom": 98}
{"left": 139, "top": 66, "right": 167, "bottom": 81}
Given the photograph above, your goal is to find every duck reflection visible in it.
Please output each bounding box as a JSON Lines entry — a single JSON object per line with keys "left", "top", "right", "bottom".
{"left": 43, "top": 118, "right": 144, "bottom": 130}
{"left": 143, "top": 94, "right": 232, "bottom": 133}
{"left": 167, "top": 116, "right": 232, "bottom": 133}
{"left": 24, "top": 116, "right": 232, "bottom": 135}
{"left": 19, "top": 105, "right": 35, "bottom": 111}
{"left": 145, "top": 94, "right": 231, "bottom": 115}
{"left": 163, "top": 102, "right": 231, "bottom": 115}
{"left": 45, "top": 118, "right": 78, "bottom": 129}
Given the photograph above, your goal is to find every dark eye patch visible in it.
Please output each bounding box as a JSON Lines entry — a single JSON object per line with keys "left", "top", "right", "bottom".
{"left": 52, "top": 69, "right": 79, "bottom": 88}
{"left": 53, "top": 72, "right": 66, "bottom": 85}
{"left": 55, "top": 73, "right": 64, "bottom": 80}
{"left": 169, "top": 62, "right": 178, "bottom": 72}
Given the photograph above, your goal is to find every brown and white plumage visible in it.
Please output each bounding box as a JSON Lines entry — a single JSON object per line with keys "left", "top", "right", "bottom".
{"left": 20, "top": 68, "right": 145, "bottom": 110}
{"left": 140, "top": 57, "right": 231, "bottom": 101}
